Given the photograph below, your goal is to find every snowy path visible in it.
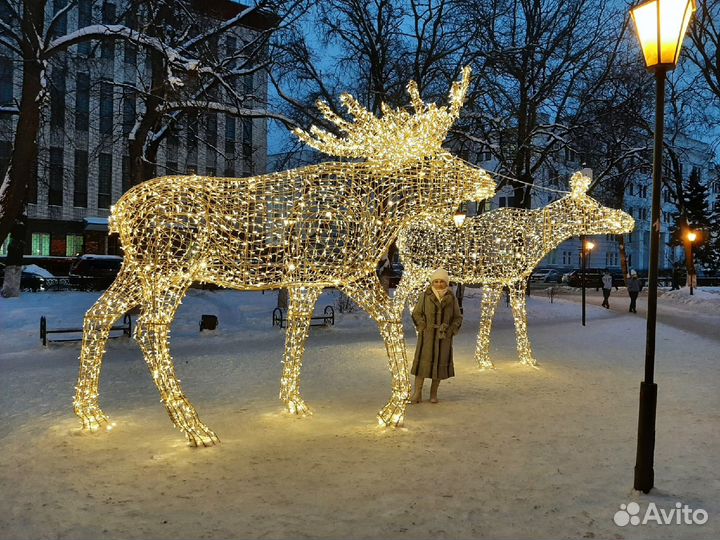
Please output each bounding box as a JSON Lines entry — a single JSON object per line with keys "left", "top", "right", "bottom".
{"left": 548, "top": 286, "right": 720, "bottom": 342}
{"left": 0, "top": 288, "right": 718, "bottom": 539}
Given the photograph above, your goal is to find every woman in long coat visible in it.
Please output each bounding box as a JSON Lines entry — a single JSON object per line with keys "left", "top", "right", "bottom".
{"left": 409, "top": 268, "right": 463, "bottom": 403}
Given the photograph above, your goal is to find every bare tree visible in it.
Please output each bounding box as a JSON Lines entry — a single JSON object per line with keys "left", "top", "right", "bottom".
{"left": 454, "top": 0, "right": 629, "bottom": 208}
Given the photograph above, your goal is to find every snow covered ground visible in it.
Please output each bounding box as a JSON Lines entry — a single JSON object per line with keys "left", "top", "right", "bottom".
{"left": 0, "top": 285, "right": 718, "bottom": 539}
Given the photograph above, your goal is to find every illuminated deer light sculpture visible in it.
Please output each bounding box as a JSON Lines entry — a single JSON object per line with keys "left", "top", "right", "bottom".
{"left": 74, "top": 67, "right": 496, "bottom": 446}
{"left": 396, "top": 172, "right": 634, "bottom": 368}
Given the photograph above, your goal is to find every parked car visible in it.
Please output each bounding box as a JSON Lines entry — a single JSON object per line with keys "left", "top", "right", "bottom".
{"left": 529, "top": 268, "right": 563, "bottom": 283}
{"left": 68, "top": 255, "right": 123, "bottom": 290}
{"left": 563, "top": 268, "right": 625, "bottom": 289}
{"left": 0, "top": 263, "right": 48, "bottom": 292}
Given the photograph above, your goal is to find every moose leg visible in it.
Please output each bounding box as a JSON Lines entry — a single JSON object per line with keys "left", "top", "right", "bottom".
{"left": 508, "top": 281, "right": 537, "bottom": 367}
{"left": 475, "top": 285, "right": 502, "bottom": 369}
{"left": 135, "top": 279, "right": 219, "bottom": 447}
{"left": 75, "top": 268, "right": 142, "bottom": 431}
{"left": 279, "top": 286, "right": 323, "bottom": 415}
{"left": 392, "top": 269, "right": 425, "bottom": 321}
{"left": 341, "top": 276, "right": 410, "bottom": 427}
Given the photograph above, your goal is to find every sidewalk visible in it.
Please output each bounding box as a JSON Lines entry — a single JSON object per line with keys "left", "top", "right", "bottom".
{"left": 553, "top": 287, "right": 720, "bottom": 342}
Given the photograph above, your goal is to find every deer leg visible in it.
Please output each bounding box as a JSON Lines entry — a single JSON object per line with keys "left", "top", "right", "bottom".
{"left": 508, "top": 281, "right": 537, "bottom": 367}
{"left": 74, "top": 268, "right": 142, "bottom": 431}
{"left": 475, "top": 285, "right": 502, "bottom": 369}
{"left": 135, "top": 278, "right": 219, "bottom": 447}
{"left": 279, "top": 286, "right": 323, "bottom": 415}
{"left": 341, "top": 276, "right": 410, "bottom": 427}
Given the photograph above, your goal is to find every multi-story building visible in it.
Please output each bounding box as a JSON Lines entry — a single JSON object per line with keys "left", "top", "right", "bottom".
{"left": 0, "top": 0, "right": 275, "bottom": 258}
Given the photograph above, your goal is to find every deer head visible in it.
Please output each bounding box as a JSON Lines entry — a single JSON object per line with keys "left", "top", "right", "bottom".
{"left": 562, "top": 172, "right": 635, "bottom": 236}
{"left": 293, "top": 67, "right": 473, "bottom": 167}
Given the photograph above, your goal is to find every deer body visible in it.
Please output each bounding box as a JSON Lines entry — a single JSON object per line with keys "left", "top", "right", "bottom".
{"left": 396, "top": 173, "right": 634, "bottom": 368}
{"left": 75, "top": 68, "right": 495, "bottom": 446}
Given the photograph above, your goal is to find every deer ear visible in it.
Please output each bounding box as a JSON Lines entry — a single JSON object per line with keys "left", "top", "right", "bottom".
{"left": 569, "top": 171, "right": 591, "bottom": 198}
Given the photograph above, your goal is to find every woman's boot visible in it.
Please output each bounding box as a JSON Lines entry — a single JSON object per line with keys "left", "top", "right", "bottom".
{"left": 410, "top": 376, "right": 424, "bottom": 403}
{"left": 430, "top": 379, "right": 440, "bottom": 403}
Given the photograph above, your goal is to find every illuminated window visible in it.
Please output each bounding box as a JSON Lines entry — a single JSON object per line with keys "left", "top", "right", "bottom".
{"left": 31, "top": 233, "right": 50, "bottom": 256}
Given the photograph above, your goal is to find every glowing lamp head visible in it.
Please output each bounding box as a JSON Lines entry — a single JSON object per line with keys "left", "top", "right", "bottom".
{"left": 630, "top": 0, "right": 697, "bottom": 71}
{"left": 585, "top": 241, "right": 595, "bottom": 251}
{"left": 687, "top": 231, "right": 697, "bottom": 242}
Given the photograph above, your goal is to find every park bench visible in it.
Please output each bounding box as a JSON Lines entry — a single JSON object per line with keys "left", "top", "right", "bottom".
{"left": 40, "top": 314, "right": 132, "bottom": 346}
{"left": 272, "top": 305, "right": 335, "bottom": 328}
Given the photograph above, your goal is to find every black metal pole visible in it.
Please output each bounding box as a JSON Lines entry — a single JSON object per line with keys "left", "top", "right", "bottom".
{"left": 689, "top": 242, "right": 694, "bottom": 295}
{"left": 634, "top": 67, "right": 666, "bottom": 493}
{"left": 581, "top": 235, "right": 586, "bottom": 326}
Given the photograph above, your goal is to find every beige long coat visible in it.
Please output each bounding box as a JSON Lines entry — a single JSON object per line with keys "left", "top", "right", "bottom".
{"left": 411, "top": 286, "right": 463, "bottom": 379}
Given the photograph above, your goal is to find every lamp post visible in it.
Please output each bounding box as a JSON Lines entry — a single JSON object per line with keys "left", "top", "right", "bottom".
{"left": 687, "top": 230, "right": 697, "bottom": 294}
{"left": 581, "top": 238, "right": 594, "bottom": 326}
{"left": 630, "top": 0, "right": 696, "bottom": 493}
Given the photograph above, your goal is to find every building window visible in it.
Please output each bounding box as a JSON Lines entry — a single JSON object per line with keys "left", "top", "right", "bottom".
{"left": 0, "top": 58, "right": 12, "bottom": 106}
{"left": 50, "top": 65, "right": 66, "bottom": 128}
{"left": 77, "top": 0, "right": 92, "bottom": 55}
{"left": 98, "top": 153, "right": 112, "bottom": 208}
{"left": 242, "top": 119, "right": 253, "bottom": 174}
{"left": 52, "top": 0, "right": 68, "bottom": 36}
{"left": 628, "top": 183, "right": 634, "bottom": 196}
{"left": 225, "top": 116, "right": 236, "bottom": 154}
{"left": 0, "top": 236, "right": 8, "bottom": 256}
{"left": 49, "top": 147, "right": 64, "bottom": 206}
{"left": 66, "top": 234, "right": 84, "bottom": 257}
{"left": 75, "top": 72, "right": 90, "bottom": 131}
{"left": 31, "top": 233, "right": 51, "bottom": 256}
{"left": 121, "top": 155, "right": 131, "bottom": 193}
{"left": 74, "top": 150, "right": 88, "bottom": 207}
{"left": 122, "top": 88, "right": 136, "bottom": 135}
{"left": 207, "top": 113, "right": 217, "bottom": 147}
{"left": 99, "top": 81, "right": 114, "bottom": 136}
{"left": 124, "top": 42, "right": 137, "bottom": 65}
{"left": 100, "top": 1, "right": 116, "bottom": 59}
{"left": 186, "top": 113, "right": 198, "bottom": 162}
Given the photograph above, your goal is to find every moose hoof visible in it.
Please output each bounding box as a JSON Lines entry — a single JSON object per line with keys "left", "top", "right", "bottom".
{"left": 284, "top": 396, "right": 312, "bottom": 416}
{"left": 520, "top": 357, "right": 539, "bottom": 368}
{"left": 377, "top": 394, "right": 407, "bottom": 427}
{"left": 185, "top": 424, "right": 220, "bottom": 447}
{"left": 475, "top": 357, "right": 495, "bottom": 370}
{"left": 75, "top": 403, "right": 110, "bottom": 432}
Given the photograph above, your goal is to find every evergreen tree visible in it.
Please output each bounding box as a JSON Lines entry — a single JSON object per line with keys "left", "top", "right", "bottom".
{"left": 669, "top": 167, "right": 714, "bottom": 270}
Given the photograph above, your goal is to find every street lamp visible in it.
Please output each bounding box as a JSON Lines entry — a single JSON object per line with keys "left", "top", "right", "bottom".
{"left": 630, "top": 0, "right": 697, "bottom": 494}
{"left": 687, "top": 230, "right": 697, "bottom": 295}
{"left": 581, "top": 238, "right": 594, "bottom": 326}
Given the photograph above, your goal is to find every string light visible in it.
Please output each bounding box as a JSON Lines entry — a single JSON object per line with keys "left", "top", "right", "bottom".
{"left": 395, "top": 172, "right": 635, "bottom": 369}
{"left": 74, "top": 67, "right": 496, "bottom": 446}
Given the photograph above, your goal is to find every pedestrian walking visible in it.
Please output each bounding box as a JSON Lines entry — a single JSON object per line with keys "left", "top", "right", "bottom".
{"left": 601, "top": 269, "right": 613, "bottom": 308}
{"left": 671, "top": 264, "right": 680, "bottom": 290}
{"left": 627, "top": 270, "right": 642, "bottom": 313}
{"left": 409, "top": 268, "right": 463, "bottom": 404}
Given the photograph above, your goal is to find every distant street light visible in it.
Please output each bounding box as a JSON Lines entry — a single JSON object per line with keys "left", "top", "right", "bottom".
{"left": 687, "top": 230, "right": 697, "bottom": 295}
{"left": 630, "top": 0, "right": 697, "bottom": 494}
{"left": 581, "top": 237, "right": 594, "bottom": 326}
{"left": 453, "top": 207, "right": 467, "bottom": 227}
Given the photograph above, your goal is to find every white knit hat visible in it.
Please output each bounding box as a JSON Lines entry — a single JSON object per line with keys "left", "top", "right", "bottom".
{"left": 430, "top": 267, "right": 450, "bottom": 284}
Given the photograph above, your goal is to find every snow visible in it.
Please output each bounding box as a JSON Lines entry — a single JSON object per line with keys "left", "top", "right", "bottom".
{"left": 22, "top": 264, "right": 54, "bottom": 277}
{"left": 0, "top": 286, "right": 718, "bottom": 539}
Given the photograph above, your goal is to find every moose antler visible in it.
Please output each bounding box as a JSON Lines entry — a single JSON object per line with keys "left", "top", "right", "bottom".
{"left": 293, "top": 66, "right": 472, "bottom": 164}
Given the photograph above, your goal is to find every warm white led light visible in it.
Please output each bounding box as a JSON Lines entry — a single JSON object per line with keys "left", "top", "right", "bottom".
{"left": 74, "top": 68, "right": 496, "bottom": 446}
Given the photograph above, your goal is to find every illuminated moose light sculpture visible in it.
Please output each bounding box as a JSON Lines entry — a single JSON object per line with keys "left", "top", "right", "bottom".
{"left": 395, "top": 172, "right": 634, "bottom": 369}
{"left": 74, "top": 67, "right": 496, "bottom": 446}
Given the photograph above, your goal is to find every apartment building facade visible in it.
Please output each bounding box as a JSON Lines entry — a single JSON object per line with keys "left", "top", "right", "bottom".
{"left": 0, "top": 0, "right": 274, "bottom": 258}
